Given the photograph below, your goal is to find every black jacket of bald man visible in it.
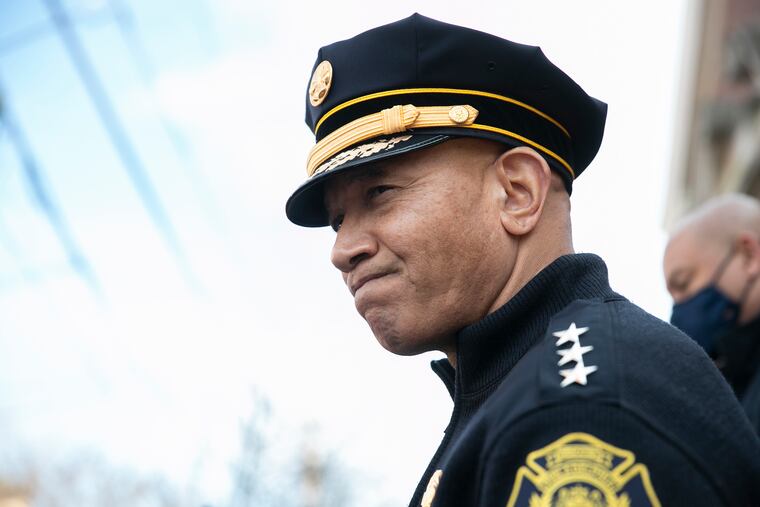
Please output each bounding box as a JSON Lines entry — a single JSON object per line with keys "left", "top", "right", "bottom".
{"left": 716, "top": 316, "right": 760, "bottom": 434}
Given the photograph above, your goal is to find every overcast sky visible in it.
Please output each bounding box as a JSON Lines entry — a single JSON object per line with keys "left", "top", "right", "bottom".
{"left": 0, "top": 0, "right": 691, "bottom": 504}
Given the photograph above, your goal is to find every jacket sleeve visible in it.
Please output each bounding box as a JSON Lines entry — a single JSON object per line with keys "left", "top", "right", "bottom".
{"left": 474, "top": 401, "right": 727, "bottom": 507}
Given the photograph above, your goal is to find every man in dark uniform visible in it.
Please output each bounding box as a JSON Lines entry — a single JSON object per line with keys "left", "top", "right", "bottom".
{"left": 286, "top": 14, "right": 760, "bottom": 506}
{"left": 665, "top": 193, "right": 760, "bottom": 434}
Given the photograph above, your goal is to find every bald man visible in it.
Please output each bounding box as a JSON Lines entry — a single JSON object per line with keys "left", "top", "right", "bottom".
{"left": 664, "top": 193, "right": 760, "bottom": 432}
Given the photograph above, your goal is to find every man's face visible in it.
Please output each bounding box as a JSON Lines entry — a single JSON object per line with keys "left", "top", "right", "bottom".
{"left": 324, "top": 139, "right": 516, "bottom": 356}
{"left": 663, "top": 229, "right": 743, "bottom": 304}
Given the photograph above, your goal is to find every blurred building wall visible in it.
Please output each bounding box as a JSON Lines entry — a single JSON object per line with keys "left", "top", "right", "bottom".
{"left": 0, "top": 484, "right": 28, "bottom": 507}
{"left": 0, "top": 497, "right": 28, "bottom": 507}
{"left": 666, "top": 0, "right": 760, "bottom": 227}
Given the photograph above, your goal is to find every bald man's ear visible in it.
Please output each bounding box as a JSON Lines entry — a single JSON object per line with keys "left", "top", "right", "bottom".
{"left": 737, "top": 232, "right": 760, "bottom": 277}
{"left": 493, "top": 147, "right": 552, "bottom": 236}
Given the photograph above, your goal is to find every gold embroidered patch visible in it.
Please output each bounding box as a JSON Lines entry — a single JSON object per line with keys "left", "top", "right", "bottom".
{"left": 506, "top": 433, "right": 661, "bottom": 507}
{"left": 309, "top": 60, "right": 333, "bottom": 106}
{"left": 421, "top": 469, "right": 442, "bottom": 507}
{"left": 311, "top": 135, "right": 412, "bottom": 177}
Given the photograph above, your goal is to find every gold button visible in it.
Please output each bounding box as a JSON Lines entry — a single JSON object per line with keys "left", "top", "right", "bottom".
{"left": 448, "top": 105, "right": 469, "bottom": 124}
{"left": 309, "top": 61, "right": 333, "bottom": 107}
{"left": 421, "top": 469, "right": 442, "bottom": 507}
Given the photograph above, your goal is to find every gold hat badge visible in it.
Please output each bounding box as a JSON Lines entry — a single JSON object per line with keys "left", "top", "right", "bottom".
{"left": 309, "top": 60, "right": 333, "bottom": 107}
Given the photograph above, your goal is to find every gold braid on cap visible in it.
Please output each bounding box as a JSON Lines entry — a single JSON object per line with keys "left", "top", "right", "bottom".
{"left": 306, "top": 104, "right": 478, "bottom": 176}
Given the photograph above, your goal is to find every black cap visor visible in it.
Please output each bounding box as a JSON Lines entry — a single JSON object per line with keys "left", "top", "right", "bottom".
{"left": 286, "top": 133, "right": 450, "bottom": 227}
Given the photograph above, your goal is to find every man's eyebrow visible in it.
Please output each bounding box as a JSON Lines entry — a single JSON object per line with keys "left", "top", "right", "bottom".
{"left": 324, "top": 164, "right": 393, "bottom": 216}
{"left": 345, "top": 164, "right": 390, "bottom": 183}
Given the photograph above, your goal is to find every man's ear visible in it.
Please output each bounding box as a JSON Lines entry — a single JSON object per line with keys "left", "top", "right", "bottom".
{"left": 493, "top": 147, "right": 552, "bottom": 236}
{"left": 737, "top": 232, "right": 760, "bottom": 277}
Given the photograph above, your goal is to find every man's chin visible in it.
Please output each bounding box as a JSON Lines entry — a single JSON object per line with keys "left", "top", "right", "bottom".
{"left": 376, "top": 336, "right": 428, "bottom": 356}
{"left": 364, "top": 315, "right": 436, "bottom": 356}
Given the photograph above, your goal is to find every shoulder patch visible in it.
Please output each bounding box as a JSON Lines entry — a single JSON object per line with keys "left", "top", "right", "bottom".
{"left": 506, "top": 432, "right": 661, "bottom": 507}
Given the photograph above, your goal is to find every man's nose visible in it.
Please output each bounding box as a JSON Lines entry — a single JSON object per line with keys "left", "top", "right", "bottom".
{"left": 331, "top": 221, "right": 378, "bottom": 273}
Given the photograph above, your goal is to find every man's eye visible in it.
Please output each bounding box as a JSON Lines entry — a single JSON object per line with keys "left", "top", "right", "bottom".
{"left": 368, "top": 185, "right": 393, "bottom": 198}
{"left": 330, "top": 215, "right": 344, "bottom": 232}
{"left": 672, "top": 276, "right": 691, "bottom": 291}
{"left": 669, "top": 277, "right": 691, "bottom": 295}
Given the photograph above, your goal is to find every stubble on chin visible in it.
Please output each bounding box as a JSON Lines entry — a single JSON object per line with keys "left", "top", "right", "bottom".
{"left": 363, "top": 306, "right": 393, "bottom": 342}
{"left": 360, "top": 306, "right": 411, "bottom": 355}
{"left": 363, "top": 304, "right": 454, "bottom": 356}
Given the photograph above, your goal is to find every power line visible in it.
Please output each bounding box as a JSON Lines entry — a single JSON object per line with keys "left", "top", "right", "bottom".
{"left": 0, "top": 8, "right": 113, "bottom": 54}
{"left": 107, "top": 0, "right": 231, "bottom": 238}
{"left": 0, "top": 87, "right": 102, "bottom": 296}
{"left": 41, "top": 0, "right": 201, "bottom": 291}
{"left": 0, "top": 208, "right": 42, "bottom": 288}
{"left": 0, "top": 20, "right": 53, "bottom": 54}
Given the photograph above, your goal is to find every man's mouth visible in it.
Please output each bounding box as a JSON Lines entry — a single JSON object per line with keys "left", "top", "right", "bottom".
{"left": 350, "top": 272, "right": 388, "bottom": 296}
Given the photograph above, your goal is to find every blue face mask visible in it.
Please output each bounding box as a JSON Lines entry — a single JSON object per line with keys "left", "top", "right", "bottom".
{"left": 670, "top": 247, "right": 755, "bottom": 356}
{"left": 670, "top": 286, "right": 740, "bottom": 356}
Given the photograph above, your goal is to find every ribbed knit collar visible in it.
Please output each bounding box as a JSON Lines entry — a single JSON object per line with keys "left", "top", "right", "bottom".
{"left": 431, "top": 253, "right": 619, "bottom": 399}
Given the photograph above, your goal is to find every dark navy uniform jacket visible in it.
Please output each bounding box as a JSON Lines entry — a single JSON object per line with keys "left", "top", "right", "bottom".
{"left": 410, "top": 254, "right": 760, "bottom": 507}
{"left": 716, "top": 315, "right": 760, "bottom": 434}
